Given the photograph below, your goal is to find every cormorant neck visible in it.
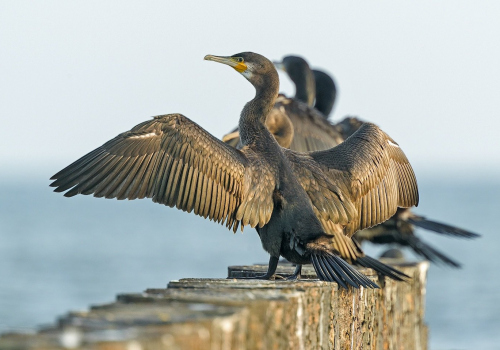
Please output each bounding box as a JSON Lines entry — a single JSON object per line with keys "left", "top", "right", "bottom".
{"left": 239, "top": 74, "right": 279, "bottom": 146}
{"left": 292, "top": 69, "right": 316, "bottom": 107}
{"left": 313, "top": 70, "right": 337, "bottom": 118}
{"left": 315, "top": 91, "right": 335, "bottom": 118}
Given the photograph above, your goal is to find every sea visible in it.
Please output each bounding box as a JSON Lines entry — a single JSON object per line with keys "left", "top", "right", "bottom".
{"left": 0, "top": 174, "right": 498, "bottom": 350}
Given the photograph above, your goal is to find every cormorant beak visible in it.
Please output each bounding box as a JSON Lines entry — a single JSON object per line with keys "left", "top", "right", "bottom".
{"left": 204, "top": 55, "right": 247, "bottom": 73}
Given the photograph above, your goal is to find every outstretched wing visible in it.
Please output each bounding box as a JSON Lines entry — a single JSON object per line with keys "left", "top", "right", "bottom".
{"left": 311, "top": 122, "right": 419, "bottom": 235}
{"left": 285, "top": 122, "right": 419, "bottom": 236}
{"left": 50, "top": 113, "right": 275, "bottom": 232}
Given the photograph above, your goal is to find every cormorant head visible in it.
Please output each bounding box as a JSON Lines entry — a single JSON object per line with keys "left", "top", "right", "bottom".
{"left": 273, "top": 55, "right": 310, "bottom": 85}
{"left": 273, "top": 55, "right": 315, "bottom": 106}
{"left": 204, "top": 52, "right": 279, "bottom": 92}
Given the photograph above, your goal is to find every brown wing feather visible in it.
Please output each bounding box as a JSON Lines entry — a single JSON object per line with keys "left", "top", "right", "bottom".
{"left": 283, "top": 150, "right": 356, "bottom": 226}
{"left": 319, "top": 219, "right": 363, "bottom": 262}
{"left": 50, "top": 113, "right": 275, "bottom": 232}
{"left": 309, "top": 122, "right": 419, "bottom": 236}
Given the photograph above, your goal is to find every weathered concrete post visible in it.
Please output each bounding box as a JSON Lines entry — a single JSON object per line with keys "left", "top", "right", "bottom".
{"left": 0, "top": 261, "right": 428, "bottom": 350}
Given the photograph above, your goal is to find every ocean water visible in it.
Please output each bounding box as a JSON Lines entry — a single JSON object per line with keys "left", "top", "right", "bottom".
{"left": 0, "top": 175, "right": 498, "bottom": 349}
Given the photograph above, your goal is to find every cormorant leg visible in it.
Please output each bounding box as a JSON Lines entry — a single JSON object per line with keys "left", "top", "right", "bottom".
{"left": 260, "top": 255, "right": 280, "bottom": 279}
{"left": 285, "top": 264, "right": 302, "bottom": 281}
{"left": 237, "top": 256, "right": 281, "bottom": 280}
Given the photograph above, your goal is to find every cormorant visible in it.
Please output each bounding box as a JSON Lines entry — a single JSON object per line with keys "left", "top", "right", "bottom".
{"left": 268, "top": 57, "right": 481, "bottom": 267}
{"left": 222, "top": 57, "right": 411, "bottom": 280}
{"left": 50, "top": 52, "right": 419, "bottom": 288}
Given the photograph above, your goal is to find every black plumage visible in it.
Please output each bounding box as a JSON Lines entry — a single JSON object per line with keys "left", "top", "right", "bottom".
{"left": 312, "top": 69, "right": 337, "bottom": 118}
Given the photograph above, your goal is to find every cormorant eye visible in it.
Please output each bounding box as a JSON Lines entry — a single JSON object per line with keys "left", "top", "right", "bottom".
{"left": 236, "top": 57, "right": 244, "bottom": 63}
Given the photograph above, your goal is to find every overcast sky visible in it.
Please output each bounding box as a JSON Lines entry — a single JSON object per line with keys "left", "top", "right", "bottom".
{"left": 1, "top": 1, "right": 499, "bottom": 181}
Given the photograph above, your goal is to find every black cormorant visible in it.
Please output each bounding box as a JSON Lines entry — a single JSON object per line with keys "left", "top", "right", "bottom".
{"left": 222, "top": 57, "right": 411, "bottom": 280}
{"left": 50, "top": 52, "right": 419, "bottom": 288}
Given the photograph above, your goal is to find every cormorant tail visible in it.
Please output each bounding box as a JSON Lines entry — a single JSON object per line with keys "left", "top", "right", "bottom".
{"left": 405, "top": 235, "right": 461, "bottom": 268}
{"left": 356, "top": 256, "right": 410, "bottom": 281}
{"left": 407, "top": 216, "right": 480, "bottom": 239}
{"left": 311, "top": 253, "right": 379, "bottom": 289}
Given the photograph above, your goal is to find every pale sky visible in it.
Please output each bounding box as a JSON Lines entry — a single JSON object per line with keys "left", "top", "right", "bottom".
{"left": 1, "top": 1, "right": 499, "bottom": 181}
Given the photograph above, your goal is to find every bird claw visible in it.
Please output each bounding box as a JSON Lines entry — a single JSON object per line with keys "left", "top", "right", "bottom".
{"left": 285, "top": 274, "right": 300, "bottom": 281}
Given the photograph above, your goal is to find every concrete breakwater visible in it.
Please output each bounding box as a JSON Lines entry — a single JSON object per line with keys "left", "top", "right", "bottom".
{"left": 0, "top": 261, "right": 428, "bottom": 350}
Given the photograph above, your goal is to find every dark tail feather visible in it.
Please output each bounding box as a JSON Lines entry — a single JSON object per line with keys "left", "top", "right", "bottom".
{"left": 311, "top": 253, "right": 379, "bottom": 289}
{"left": 356, "top": 256, "right": 410, "bottom": 281}
{"left": 406, "top": 235, "right": 461, "bottom": 268}
{"left": 407, "top": 216, "right": 480, "bottom": 239}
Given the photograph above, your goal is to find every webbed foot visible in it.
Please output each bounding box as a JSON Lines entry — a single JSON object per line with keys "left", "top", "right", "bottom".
{"left": 285, "top": 264, "right": 302, "bottom": 281}
{"left": 233, "top": 256, "right": 281, "bottom": 280}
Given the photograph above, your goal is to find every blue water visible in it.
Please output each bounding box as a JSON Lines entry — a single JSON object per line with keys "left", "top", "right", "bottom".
{"left": 0, "top": 176, "right": 498, "bottom": 349}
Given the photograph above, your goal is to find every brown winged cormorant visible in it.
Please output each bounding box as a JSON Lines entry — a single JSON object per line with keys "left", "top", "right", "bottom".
{"left": 50, "top": 52, "right": 419, "bottom": 288}
{"left": 222, "top": 56, "right": 418, "bottom": 281}
{"left": 221, "top": 58, "right": 411, "bottom": 280}
{"left": 269, "top": 57, "right": 480, "bottom": 267}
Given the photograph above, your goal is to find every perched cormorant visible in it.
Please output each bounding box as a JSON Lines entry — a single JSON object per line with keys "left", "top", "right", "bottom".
{"left": 50, "top": 52, "right": 419, "bottom": 288}
{"left": 222, "top": 57, "right": 409, "bottom": 280}
{"left": 270, "top": 57, "right": 481, "bottom": 267}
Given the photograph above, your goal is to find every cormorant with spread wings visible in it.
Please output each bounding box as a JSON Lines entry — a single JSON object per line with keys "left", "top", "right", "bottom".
{"left": 50, "top": 52, "right": 418, "bottom": 288}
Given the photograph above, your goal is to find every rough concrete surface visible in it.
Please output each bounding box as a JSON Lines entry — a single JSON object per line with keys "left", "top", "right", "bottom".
{"left": 0, "top": 261, "right": 428, "bottom": 350}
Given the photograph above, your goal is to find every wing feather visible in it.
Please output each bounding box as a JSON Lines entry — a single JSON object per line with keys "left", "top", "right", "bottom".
{"left": 51, "top": 113, "right": 274, "bottom": 232}
{"left": 282, "top": 99, "right": 343, "bottom": 152}
{"left": 285, "top": 122, "right": 418, "bottom": 236}
{"left": 309, "top": 123, "right": 419, "bottom": 235}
